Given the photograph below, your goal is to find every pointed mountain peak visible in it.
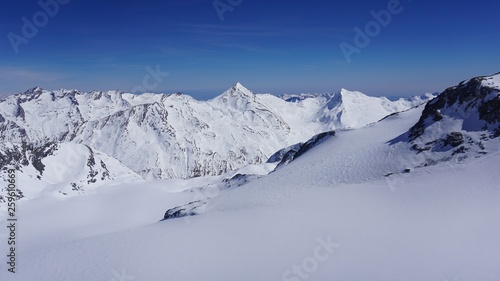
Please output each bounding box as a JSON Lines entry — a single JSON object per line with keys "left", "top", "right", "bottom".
{"left": 328, "top": 88, "right": 362, "bottom": 103}
{"left": 209, "top": 82, "right": 256, "bottom": 105}
{"left": 222, "top": 82, "right": 254, "bottom": 98}
{"left": 24, "top": 86, "right": 43, "bottom": 94}
{"left": 18, "top": 86, "right": 46, "bottom": 101}
{"left": 232, "top": 82, "right": 252, "bottom": 93}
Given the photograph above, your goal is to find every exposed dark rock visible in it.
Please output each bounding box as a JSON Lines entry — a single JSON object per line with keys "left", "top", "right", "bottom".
{"left": 86, "top": 146, "right": 98, "bottom": 184}
{"left": 0, "top": 146, "right": 25, "bottom": 171}
{"left": 71, "top": 183, "right": 82, "bottom": 191}
{"left": 442, "top": 132, "right": 464, "bottom": 148}
{"left": 15, "top": 105, "right": 25, "bottom": 120}
{"left": 268, "top": 130, "right": 336, "bottom": 169}
{"left": 0, "top": 188, "right": 24, "bottom": 204}
{"left": 479, "top": 95, "right": 500, "bottom": 124}
{"left": 452, "top": 146, "right": 468, "bottom": 155}
{"left": 162, "top": 200, "right": 207, "bottom": 221}
{"left": 222, "top": 173, "right": 261, "bottom": 189}
{"left": 30, "top": 143, "right": 58, "bottom": 175}
{"left": 267, "top": 143, "right": 301, "bottom": 164}
{"left": 100, "top": 160, "right": 111, "bottom": 180}
{"left": 409, "top": 74, "right": 500, "bottom": 142}
{"left": 20, "top": 87, "right": 44, "bottom": 102}
{"left": 390, "top": 73, "right": 500, "bottom": 169}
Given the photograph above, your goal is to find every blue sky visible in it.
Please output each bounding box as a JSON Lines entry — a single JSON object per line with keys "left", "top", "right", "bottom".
{"left": 1, "top": 0, "right": 499, "bottom": 99}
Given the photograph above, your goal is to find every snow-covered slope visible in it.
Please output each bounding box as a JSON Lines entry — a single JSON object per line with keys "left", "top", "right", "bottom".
{"left": 0, "top": 142, "right": 143, "bottom": 202}
{"left": 1, "top": 99, "right": 498, "bottom": 281}
{"left": 0, "top": 83, "right": 432, "bottom": 184}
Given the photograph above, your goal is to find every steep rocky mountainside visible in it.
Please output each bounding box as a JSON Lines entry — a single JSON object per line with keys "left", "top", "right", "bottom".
{"left": 403, "top": 73, "right": 500, "bottom": 163}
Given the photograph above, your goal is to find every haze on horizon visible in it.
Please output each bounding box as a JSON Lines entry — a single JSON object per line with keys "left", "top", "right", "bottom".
{"left": 1, "top": 0, "right": 499, "bottom": 99}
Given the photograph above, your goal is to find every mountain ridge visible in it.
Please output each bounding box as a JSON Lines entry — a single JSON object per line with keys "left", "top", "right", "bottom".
{"left": 0, "top": 84, "right": 432, "bottom": 181}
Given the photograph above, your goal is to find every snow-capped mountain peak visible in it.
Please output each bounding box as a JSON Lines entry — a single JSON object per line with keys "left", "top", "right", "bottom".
{"left": 312, "top": 88, "right": 433, "bottom": 129}
{"left": 339, "top": 88, "right": 361, "bottom": 95}
{"left": 209, "top": 82, "right": 257, "bottom": 110}
{"left": 220, "top": 82, "right": 254, "bottom": 98}
{"left": 233, "top": 82, "right": 248, "bottom": 91}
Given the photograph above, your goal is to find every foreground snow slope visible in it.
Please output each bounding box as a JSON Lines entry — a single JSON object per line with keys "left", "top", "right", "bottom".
{"left": 1, "top": 105, "right": 499, "bottom": 281}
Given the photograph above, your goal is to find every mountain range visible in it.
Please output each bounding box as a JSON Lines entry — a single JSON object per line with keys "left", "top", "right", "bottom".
{"left": 0, "top": 83, "right": 433, "bottom": 201}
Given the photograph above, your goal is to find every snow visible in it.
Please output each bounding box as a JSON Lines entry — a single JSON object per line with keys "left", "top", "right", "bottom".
{"left": 0, "top": 84, "right": 433, "bottom": 182}
{"left": 1, "top": 104, "right": 499, "bottom": 281}
{"left": 2, "top": 143, "right": 144, "bottom": 201}
{"left": 481, "top": 72, "right": 500, "bottom": 89}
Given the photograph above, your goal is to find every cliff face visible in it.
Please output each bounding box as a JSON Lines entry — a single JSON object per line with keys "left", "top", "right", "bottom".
{"left": 406, "top": 73, "right": 500, "bottom": 159}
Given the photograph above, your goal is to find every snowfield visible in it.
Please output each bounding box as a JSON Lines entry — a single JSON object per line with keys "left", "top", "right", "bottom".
{"left": 1, "top": 104, "right": 499, "bottom": 281}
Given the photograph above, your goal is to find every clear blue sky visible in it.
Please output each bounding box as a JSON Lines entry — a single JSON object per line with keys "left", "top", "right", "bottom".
{"left": 1, "top": 0, "right": 499, "bottom": 99}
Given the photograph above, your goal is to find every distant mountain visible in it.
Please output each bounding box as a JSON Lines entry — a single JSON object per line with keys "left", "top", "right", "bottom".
{"left": 282, "top": 89, "right": 434, "bottom": 129}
